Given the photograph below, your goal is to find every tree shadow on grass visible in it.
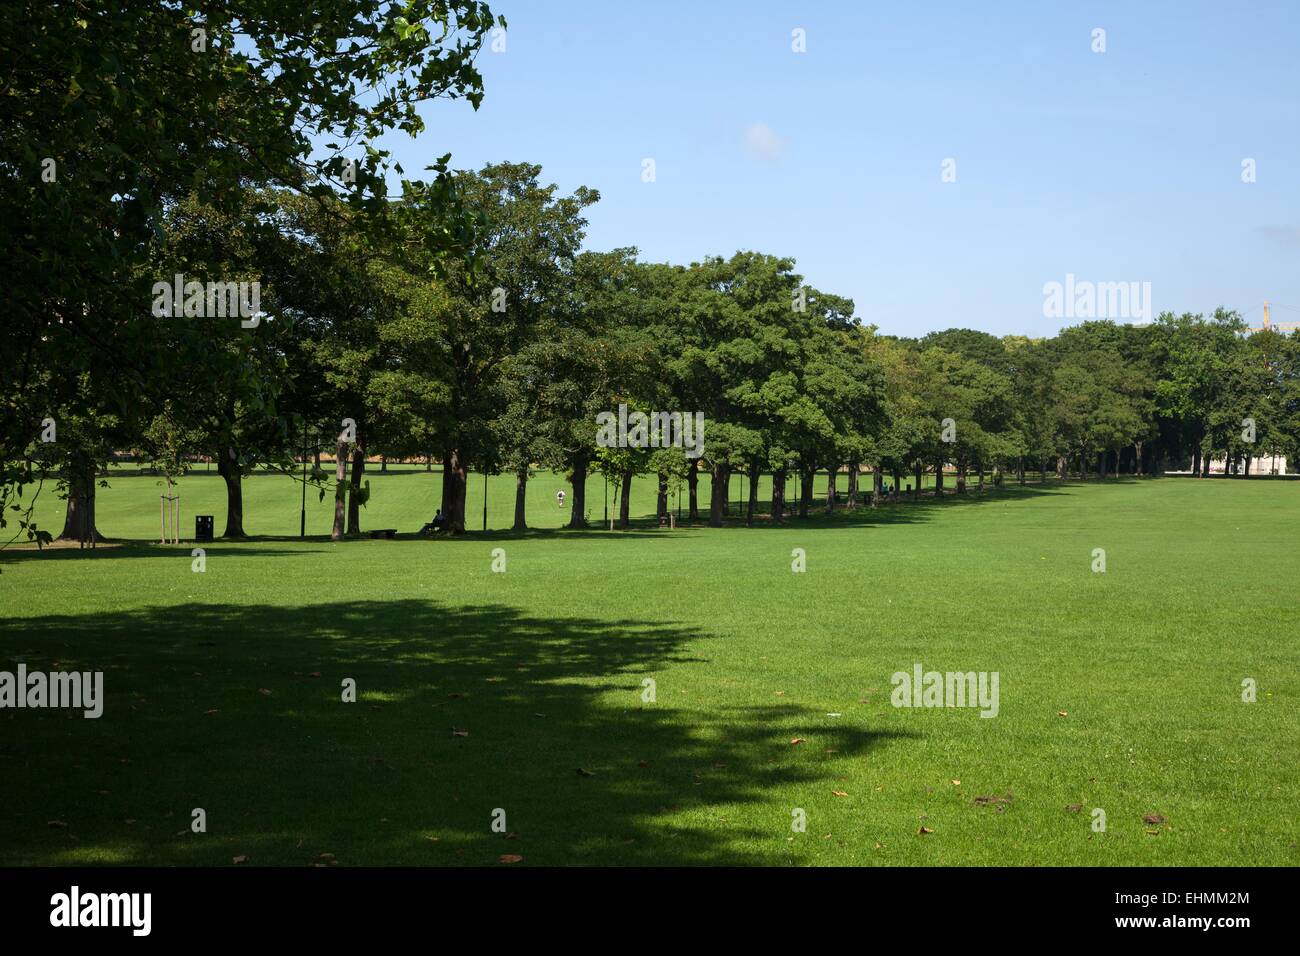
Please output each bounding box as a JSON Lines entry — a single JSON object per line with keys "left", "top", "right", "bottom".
{"left": 0, "top": 600, "right": 913, "bottom": 866}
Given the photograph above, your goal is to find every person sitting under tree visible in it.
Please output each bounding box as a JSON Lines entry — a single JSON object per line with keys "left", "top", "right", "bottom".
{"left": 420, "top": 509, "right": 445, "bottom": 534}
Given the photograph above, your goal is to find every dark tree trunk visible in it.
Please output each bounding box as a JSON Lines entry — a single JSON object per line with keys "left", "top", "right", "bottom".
{"left": 347, "top": 445, "right": 366, "bottom": 535}
{"left": 513, "top": 469, "right": 528, "bottom": 530}
{"left": 1055, "top": 456, "right": 1066, "bottom": 480}
{"left": 218, "top": 446, "right": 246, "bottom": 538}
{"left": 826, "top": 466, "right": 837, "bottom": 513}
{"left": 59, "top": 454, "right": 102, "bottom": 544}
{"left": 1098, "top": 451, "right": 1106, "bottom": 480}
{"left": 1017, "top": 456, "right": 1025, "bottom": 485}
{"left": 934, "top": 460, "right": 945, "bottom": 497}
{"left": 746, "top": 466, "right": 759, "bottom": 525}
{"left": 957, "top": 462, "right": 967, "bottom": 494}
{"left": 873, "top": 464, "right": 883, "bottom": 507}
{"left": 709, "top": 462, "right": 726, "bottom": 527}
{"left": 772, "top": 469, "right": 786, "bottom": 522}
{"left": 425, "top": 456, "right": 432, "bottom": 472}
{"left": 330, "top": 440, "right": 347, "bottom": 540}
{"left": 441, "top": 446, "right": 468, "bottom": 533}
{"left": 798, "top": 466, "right": 812, "bottom": 518}
{"left": 313, "top": 447, "right": 321, "bottom": 470}
{"left": 687, "top": 459, "right": 699, "bottom": 521}
{"left": 618, "top": 471, "right": 633, "bottom": 528}
{"left": 567, "top": 457, "right": 588, "bottom": 529}
{"left": 656, "top": 471, "right": 668, "bottom": 520}
{"left": 847, "top": 462, "right": 859, "bottom": 509}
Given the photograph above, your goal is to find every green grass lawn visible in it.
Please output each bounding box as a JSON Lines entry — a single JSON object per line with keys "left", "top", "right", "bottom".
{"left": 2, "top": 475, "right": 1296, "bottom": 866}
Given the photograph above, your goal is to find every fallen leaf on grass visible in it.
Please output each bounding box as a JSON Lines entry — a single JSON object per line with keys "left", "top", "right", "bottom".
{"left": 308, "top": 672, "right": 321, "bottom": 679}
{"left": 951, "top": 780, "right": 961, "bottom": 786}
{"left": 498, "top": 854, "right": 523, "bottom": 864}
{"left": 257, "top": 688, "right": 272, "bottom": 697}
{"left": 450, "top": 729, "right": 469, "bottom": 738}
{"left": 790, "top": 738, "right": 806, "bottom": 745}
{"left": 232, "top": 855, "right": 250, "bottom": 865}
{"left": 1057, "top": 711, "right": 1068, "bottom": 717}
{"left": 918, "top": 826, "right": 934, "bottom": 835}
{"left": 1066, "top": 804, "right": 1083, "bottom": 813}
{"left": 1142, "top": 813, "right": 1167, "bottom": 825}
{"left": 830, "top": 790, "right": 848, "bottom": 798}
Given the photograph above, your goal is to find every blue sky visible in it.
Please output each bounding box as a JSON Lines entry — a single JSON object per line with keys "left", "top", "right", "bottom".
{"left": 376, "top": 0, "right": 1300, "bottom": 338}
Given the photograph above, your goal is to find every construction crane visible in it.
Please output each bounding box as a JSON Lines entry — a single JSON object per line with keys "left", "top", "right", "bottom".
{"left": 1248, "top": 301, "right": 1300, "bottom": 334}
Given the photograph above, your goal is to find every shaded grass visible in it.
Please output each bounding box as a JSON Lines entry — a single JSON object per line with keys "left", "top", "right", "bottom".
{"left": 1, "top": 478, "right": 1297, "bottom": 865}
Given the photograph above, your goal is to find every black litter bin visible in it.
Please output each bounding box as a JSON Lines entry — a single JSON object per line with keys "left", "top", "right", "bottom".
{"left": 195, "top": 515, "right": 214, "bottom": 542}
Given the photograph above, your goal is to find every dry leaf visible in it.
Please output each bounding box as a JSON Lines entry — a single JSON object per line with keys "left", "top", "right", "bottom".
{"left": 450, "top": 729, "right": 469, "bottom": 737}
{"left": 1066, "top": 804, "right": 1083, "bottom": 813}
{"left": 232, "top": 855, "right": 250, "bottom": 865}
{"left": 257, "top": 688, "right": 272, "bottom": 697}
{"left": 498, "top": 854, "right": 523, "bottom": 864}
{"left": 1142, "top": 813, "right": 1167, "bottom": 825}
{"left": 790, "top": 737, "right": 806, "bottom": 745}
{"left": 918, "top": 826, "right": 934, "bottom": 835}
{"left": 831, "top": 790, "right": 848, "bottom": 797}
{"left": 1057, "top": 711, "right": 1068, "bottom": 717}
{"left": 309, "top": 672, "right": 321, "bottom": 679}
{"left": 951, "top": 779, "right": 961, "bottom": 786}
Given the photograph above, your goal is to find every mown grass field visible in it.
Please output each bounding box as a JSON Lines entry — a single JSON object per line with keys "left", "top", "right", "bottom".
{"left": 1, "top": 473, "right": 1296, "bottom": 866}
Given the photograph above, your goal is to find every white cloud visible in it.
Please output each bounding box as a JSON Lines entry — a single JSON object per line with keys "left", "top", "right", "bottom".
{"left": 743, "top": 122, "right": 788, "bottom": 162}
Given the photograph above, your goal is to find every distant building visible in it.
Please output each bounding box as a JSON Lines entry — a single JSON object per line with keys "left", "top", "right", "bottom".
{"left": 1207, "top": 454, "right": 1288, "bottom": 475}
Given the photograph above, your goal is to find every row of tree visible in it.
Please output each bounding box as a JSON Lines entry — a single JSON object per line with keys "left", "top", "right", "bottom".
{"left": 6, "top": 2, "right": 1299, "bottom": 549}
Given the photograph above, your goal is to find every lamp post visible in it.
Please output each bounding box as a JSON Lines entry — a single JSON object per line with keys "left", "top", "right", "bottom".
{"left": 300, "top": 420, "right": 308, "bottom": 538}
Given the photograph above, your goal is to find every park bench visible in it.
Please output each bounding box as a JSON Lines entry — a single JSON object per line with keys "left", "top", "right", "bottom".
{"left": 368, "top": 528, "right": 398, "bottom": 539}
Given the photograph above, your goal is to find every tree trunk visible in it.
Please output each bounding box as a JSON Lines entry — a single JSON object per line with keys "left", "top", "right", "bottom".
{"left": 1017, "top": 456, "right": 1025, "bottom": 485}
{"left": 1055, "top": 456, "right": 1066, "bottom": 480}
{"left": 618, "top": 471, "right": 633, "bottom": 528}
{"left": 934, "top": 460, "right": 945, "bottom": 497}
{"left": 957, "top": 462, "right": 967, "bottom": 494}
{"left": 656, "top": 471, "right": 668, "bottom": 520}
{"left": 872, "top": 464, "right": 883, "bottom": 507}
{"left": 687, "top": 459, "right": 699, "bottom": 521}
{"left": 771, "top": 468, "right": 786, "bottom": 522}
{"left": 913, "top": 462, "right": 922, "bottom": 501}
{"left": 313, "top": 447, "right": 321, "bottom": 470}
{"left": 330, "top": 439, "right": 347, "bottom": 540}
{"left": 846, "top": 462, "right": 859, "bottom": 509}
{"left": 798, "top": 466, "right": 812, "bottom": 518}
{"left": 513, "top": 469, "right": 528, "bottom": 530}
{"left": 218, "top": 446, "right": 246, "bottom": 538}
{"left": 746, "top": 466, "right": 759, "bottom": 525}
{"left": 1098, "top": 451, "right": 1106, "bottom": 480}
{"left": 347, "top": 445, "right": 366, "bottom": 535}
{"left": 59, "top": 453, "right": 102, "bottom": 544}
{"left": 567, "top": 457, "right": 588, "bottom": 529}
{"left": 709, "top": 461, "right": 726, "bottom": 527}
{"left": 826, "top": 466, "right": 837, "bottom": 513}
{"left": 441, "top": 446, "right": 468, "bottom": 533}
